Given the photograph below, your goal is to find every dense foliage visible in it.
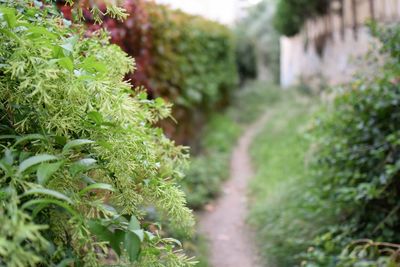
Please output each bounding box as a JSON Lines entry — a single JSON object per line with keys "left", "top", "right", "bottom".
{"left": 249, "top": 24, "right": 400, "bottom": 267}
{"left": 248, "top": 86, "right": 319, "bottom": 267}
{"left": 61, "top": 0, "right": 238, "bottom": 145}
{"left": 235, "top": 0, "right": 280, "bottom": 82}
{"left": 0, "top": 2, "right": 195, "bottom": 266}
{"left": 182, "top": 80, "right": 285, "bottom": 210}
{"left": 235, "top": 32, "right": 257, "bottom": 82}
{"left": 303, "top": 24, "right": 400, "bottom": 266}
{"left": 274, "top": 0, "right": 330, "bottom": 36}
{"left": 182, "top": 115, "right": 240, "bottom": 209}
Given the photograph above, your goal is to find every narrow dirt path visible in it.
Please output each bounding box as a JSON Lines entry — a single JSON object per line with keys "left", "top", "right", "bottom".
{"left": 198, "top": 112, "right": 270, "bottom": 267}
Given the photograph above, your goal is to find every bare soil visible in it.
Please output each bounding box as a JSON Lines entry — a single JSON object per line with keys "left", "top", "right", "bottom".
{"left": 198, "top": 113, "right": 270, "bottom": 267}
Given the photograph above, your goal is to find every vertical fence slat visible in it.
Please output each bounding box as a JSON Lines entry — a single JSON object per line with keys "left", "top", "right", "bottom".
{"left": 351, "top": 0, "right": 358, "bottom": 40}
{"left": 340, "top": 0, "right": 345, "bottom": 40}
{"left": 369, "top": 0, "right": 375, "bottom": 20}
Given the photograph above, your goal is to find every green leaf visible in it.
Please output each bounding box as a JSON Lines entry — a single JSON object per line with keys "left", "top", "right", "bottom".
{"left": 155, "top": 97, "right": 165, "bottom": 107}
{"left": 37, "top": 161, "right": 64, "bottom": 185}
{"left": 23, "top": 188, "right": 73, "bottom": 204}
{"left": 0, "top": 7, "right": 17, "bottom": 28}
{"left": 124, "top": 231, "right": 141, "bottom": 262}
{"left": 52, "top": 45, "right": 64, "bottom": 59}
{"left": 58, "top": 57, "right": 74, "bottom": 72}
{"left": 63, "top": 139, "right": 94, "bottom": 153}
{"left": 132, "top": 230, "right": 144, "bottom": 242}
{"left": 79, "top": 183, "right": 114, "bottom": 196}
{"left": 87, "top": 220, "right": 127, "bottom": 256}
{"left": 87, "top": 111, "right": 103, "bottom": 125}
{"left": 128, "top": 215, "right": 141, "bottom": 231}
{"left": 54, "top": 135, "right": 67, "bottom": 146}
{"left": 31, "top": 202, "right": 51, "bottom": 218}
{"left": 164, "top": 237, "right": 182, "bottom": 247}
{"left": 138, "top": 92, "right": 148, "bottom": 100}
{"left": 88, "top": 220, "right": 113, "bottom": 240}
{"left": 60, "top": 43, "right": 73, "bottom": 53}
{"left": 0, "top": 135, "right": 17, "bottom": 140}
{"left": 22, "top": 198, "right": 77, "bottom": 217}
{"left": 0, "top": 160, "right": 12, "bottom": 175}
{"left": 14, "top": 134, "right": 46, "bottom": 146}
{"left": 60, "top": 36, "right": 78, "bottom": 56}
{"left": 80, "top": 56, "right": 107, "bottom": 74}
{"left": 110, "top": 230, "right": 126, "bottom": 256}
{"left": 144, "top": 231, "right": 156, "bottom": 241}
{"left": 3, "top": 149, "right": 14, "bottom": 165}
{"left": 18, "top": 154, "right": 58, "bottom": 174}
{"left": 26, "top": 26, "right": 57, "bottom": 40}
{"left": 56, "top": 258, "right": 75, "bottom": 267}
{"left": 0, "top": 29, "right": 19, "bottom": 41}
{"left": 69, "top": 158, "right": 97, "bottom": 176}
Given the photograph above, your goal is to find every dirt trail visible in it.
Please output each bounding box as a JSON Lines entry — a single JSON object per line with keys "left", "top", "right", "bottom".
{"left": 198, "top": 112, "right": 270, "bottom": 267}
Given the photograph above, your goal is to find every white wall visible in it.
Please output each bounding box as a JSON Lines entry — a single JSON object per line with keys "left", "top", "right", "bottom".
{"left": 280, "top": 0, "right": 400, "bottom": 88}
{"left": 280, "top": 28, "right": 372, "bottom": 87}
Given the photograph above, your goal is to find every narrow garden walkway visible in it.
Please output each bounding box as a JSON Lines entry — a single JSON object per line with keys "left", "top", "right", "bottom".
{"left": 198, "top": 112, "right": 270, "bottom": 267}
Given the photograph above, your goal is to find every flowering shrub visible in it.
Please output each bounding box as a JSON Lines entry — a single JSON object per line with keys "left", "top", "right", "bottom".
{"left": 0, "top": 2, "right": 195, "bottom": 266}
{"left": 61, "top": 0, "right": 238, "bottom": 145}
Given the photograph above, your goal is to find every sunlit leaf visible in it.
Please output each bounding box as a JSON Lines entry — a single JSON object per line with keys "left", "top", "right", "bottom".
{"left": 37, "top": 161, "right": 64, "bottom": 185}
{"left": 58, "top": 57, "right": 74, "bottom": 72}
{"left": 23, "top": 188, "right": 73, "bottom": 204}
{"left": 62, "top": 139, "right": 94, "bottom": 153}
{"left": 18, "top": 154, "right": 58, "bottom": 174}
{"left": 14, "top": 134, "right": 46, "bottom": 146}
{"left": 79, "top": 183, "right": 114, "bottom": 196}
{"left": 22, "top": 198, "right": 77, "bottom": 217}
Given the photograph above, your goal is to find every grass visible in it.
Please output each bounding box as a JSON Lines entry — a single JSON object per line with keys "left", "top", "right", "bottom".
{"left": 182, "top": 81, "right": 282, "bottom": 209}
{"left": 228, "top": 80, "right": 282, "bottom": 124}
{"left": 179, "top": 81, "right": 284, "bottom": 266}
{"left": 182, "top": 82, "right": 322, "bottom": 267}
{"left": 247, "top": 85, "right": 322, "bottom": 267}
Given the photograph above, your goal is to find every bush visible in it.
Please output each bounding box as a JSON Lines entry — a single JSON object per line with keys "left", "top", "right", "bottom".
{"left": 248, "top": 87, "right": 321, "bottom": 267}
{"left": 235, "top": 0, "right": 280, "bottom": 83}
{"left": 302, "top": 24, "right": 400, "bottom": 266}
{"left": 183, "top": 82, "right": 281, "bottom": 209}
{"left": 248, "top": 25, "right": 400, "bottom": 267}
{"left": 274, "top": 0, "right": 330, "bottom": 36}
{"left": 0, "top": 2, "right": 195, "bottom": 266}
{"left": 235, "top": 32, "right": 257, "bottom": 82}
{"left": 61, "top": 0, "right": 238, "bottom": 145}
{"left": 182, "top": 115, "right": 241, "bottom": 209}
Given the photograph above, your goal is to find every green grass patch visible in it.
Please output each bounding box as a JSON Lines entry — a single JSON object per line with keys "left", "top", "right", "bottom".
{"left": 179, "top": 81, "right": 283, "bottom": 266}
{"left": 248, "top": 86, "right": 322, "bottom": 267}
{"left": 183, "top": 81, "right": 281, "bottom": 209}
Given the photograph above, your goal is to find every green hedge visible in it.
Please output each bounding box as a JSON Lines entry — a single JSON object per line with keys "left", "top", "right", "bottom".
{"left": 62, "top": 1, "right": 238, "bottom": 145}
{"left": 0, "top": 2, "right": 195, "bottom": 266}
{"left": 303, "top": 24, "right": 400, "bottom": 266}
{"left": 144, "top": 2, "right": 238, "bottom": 144}
{"left": 145, "top": 3, "right": 237, "bottom": 108}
